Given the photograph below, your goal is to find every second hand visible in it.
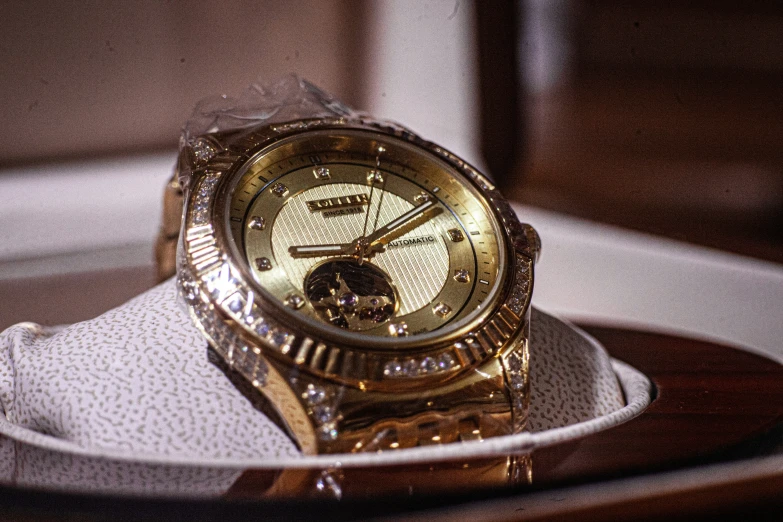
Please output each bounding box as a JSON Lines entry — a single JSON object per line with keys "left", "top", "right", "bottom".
{"left": 359, "top": 146, "right": 387, "bottom": 264}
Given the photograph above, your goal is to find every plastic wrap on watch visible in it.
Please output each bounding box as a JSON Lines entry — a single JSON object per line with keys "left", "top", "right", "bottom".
{"left": 156, "top": 75, "right": 540, "bottom": 457}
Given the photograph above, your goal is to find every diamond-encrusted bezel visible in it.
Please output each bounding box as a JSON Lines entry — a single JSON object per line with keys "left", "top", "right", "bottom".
{"left": 382, "top": 350, "right": 462, "bottom": 379}
{"left": 506, "top": 254, "right": 533, "bottom": 316}
{"left": 178, "top": 115, "right": 535, "bottom": 393}
{"left": 190, "top": 172, "right": 221, "bottom": 226}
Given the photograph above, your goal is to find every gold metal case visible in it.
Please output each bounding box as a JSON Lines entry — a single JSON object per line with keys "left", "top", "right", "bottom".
{"left": 174, "top": 117, "right": 539, "bottom": 455}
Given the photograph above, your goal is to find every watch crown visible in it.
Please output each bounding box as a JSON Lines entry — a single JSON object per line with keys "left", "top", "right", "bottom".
{"left": 524, "top": 224, "right": 541, "bottom": 263}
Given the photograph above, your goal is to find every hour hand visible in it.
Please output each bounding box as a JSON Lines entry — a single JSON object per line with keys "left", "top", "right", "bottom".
{"left": 288, "top": 240, "right": 386, "bottom": 259}
{"left": 288, "top": 244, "right": 349, "bottom": 259}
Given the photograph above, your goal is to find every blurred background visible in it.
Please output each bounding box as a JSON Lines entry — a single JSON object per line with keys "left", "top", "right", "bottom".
{"left": 1, "top": 0, "right": 782, "bottom": 328}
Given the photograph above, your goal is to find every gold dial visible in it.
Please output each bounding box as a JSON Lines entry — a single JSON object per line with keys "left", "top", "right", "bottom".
{"left": 225, "top": 129, "right": 505, "bottom": 345}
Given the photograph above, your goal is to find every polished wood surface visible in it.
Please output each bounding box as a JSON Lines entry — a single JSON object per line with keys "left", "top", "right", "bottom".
{"left": 535, "top": 325, "right": 783, "bottom": 485}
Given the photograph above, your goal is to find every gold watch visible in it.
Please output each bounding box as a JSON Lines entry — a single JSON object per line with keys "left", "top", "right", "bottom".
{"left": 156, "top": 78, "right": 539, "bottom": 457}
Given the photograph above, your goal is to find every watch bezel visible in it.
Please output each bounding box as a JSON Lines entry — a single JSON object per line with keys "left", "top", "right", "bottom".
{"left": 220, "top": 129, "right": 505, "bottom": 347}
{"left": 176, "top": 117, "right": 536, "bottom": 392}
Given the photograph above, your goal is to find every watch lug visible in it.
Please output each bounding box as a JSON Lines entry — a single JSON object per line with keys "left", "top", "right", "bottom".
{"left": 154, "top": 175, "right": 183, "bottom": 282}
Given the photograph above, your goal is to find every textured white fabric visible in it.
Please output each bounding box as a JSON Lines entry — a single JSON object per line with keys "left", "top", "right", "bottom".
{"left": 526, "top": 310, "right": 624, "bottom": 431}
{"left": 0, "top": 278, "right": 643, "bottom": 473}
{"left": 0, "top": 280, "right": 299, "bottom": 461}
{"left": 0, "top": 362, "right": 649, "bottom": 497}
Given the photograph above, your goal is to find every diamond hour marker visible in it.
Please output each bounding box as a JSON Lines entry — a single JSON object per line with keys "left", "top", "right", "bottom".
{"left": 271, "top": 183, "right": 289, "bottom": 197}
{"left": 286, "top": 294, "right": 305, "bottom": 309}
{"left": 367, "top": 170, "right": 384, "bottom": 184}
{"left": 255, "top": 257, "right": 272, "bottom": 271}
{"left": 414, "top": 191, "right": 431, "bottom": 203}
{"left": 448, "top": 228, "right": 464, "bottom": 242}
{"left": 454, "top": 269, "right": 470, "bottom": 283}
{"left": 313, "top": 167, "right": 331, "bottom": 180}
{"left": 388, "top": 322, "right": 408, "bottom": 337}
{"left": 248, "top": 216, "right": 265, "bottom": 230}
{"left": 433, "top": 302, "right": 452, "bottom": 318}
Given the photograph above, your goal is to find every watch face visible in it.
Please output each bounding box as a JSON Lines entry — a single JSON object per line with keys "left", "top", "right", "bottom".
{"left": 223, "top": 129, "right": 506, "bottom": 346}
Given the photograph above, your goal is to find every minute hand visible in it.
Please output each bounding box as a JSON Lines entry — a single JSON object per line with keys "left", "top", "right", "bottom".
{"left": 366, "top": 199, "right": 439, "bottom": 245}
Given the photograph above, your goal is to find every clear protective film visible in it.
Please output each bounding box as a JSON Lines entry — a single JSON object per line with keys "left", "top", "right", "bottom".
{"left": 178, "top": 74, "right": 363, "bottom": 190}
{"left": 182, "top": 74, "right": 359, "bottom": 140}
